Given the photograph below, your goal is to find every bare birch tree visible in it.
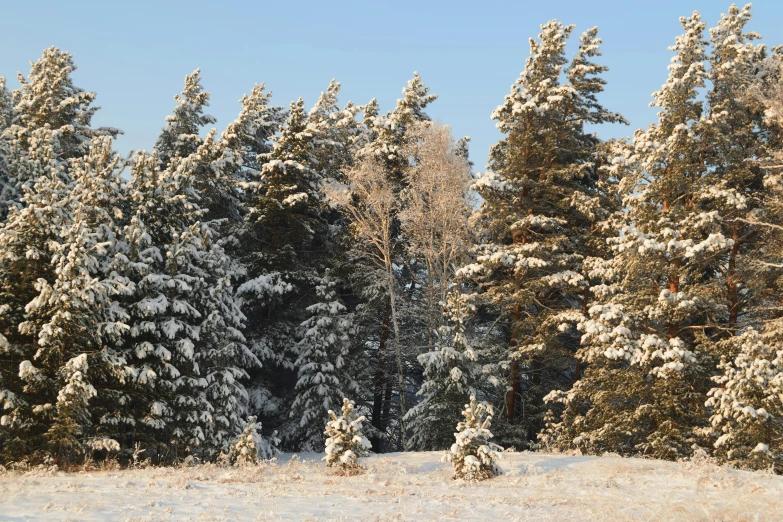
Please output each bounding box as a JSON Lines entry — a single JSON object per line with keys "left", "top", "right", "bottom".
{"left": 400, "top": 122, "right": 474, "bottom": 352}
{"left": 326, "top": 157, "right": 408, "bottom": 445}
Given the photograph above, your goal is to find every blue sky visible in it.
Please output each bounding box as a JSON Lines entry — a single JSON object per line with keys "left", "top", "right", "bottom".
{"left": 2, "top": 1, "right": 782, "bottom": 171}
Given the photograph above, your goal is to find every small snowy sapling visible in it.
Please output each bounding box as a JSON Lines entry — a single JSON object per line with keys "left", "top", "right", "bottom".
{"left": 323, "top": 398, "right": 371, "bottom": 475}
{"left": 228, "top": 416, "right": 279, "bottom": 466}
{"left": 444, "top": 395, "right": 503, "bottom": 481}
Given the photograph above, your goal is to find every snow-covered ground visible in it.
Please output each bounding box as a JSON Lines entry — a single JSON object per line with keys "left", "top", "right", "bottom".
{"left": 1, "top": 451, "right": 782, "bottom": 521}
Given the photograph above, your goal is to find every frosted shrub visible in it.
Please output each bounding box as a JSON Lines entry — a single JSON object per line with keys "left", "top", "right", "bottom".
{"left": 444, "top": 396, "right": 502, "bottom": 481}
{"left": 228, "top": 416, "right": 279, "bottom": 466}
{"left": 323, "top": 398, "right": 371, "bottom": 475}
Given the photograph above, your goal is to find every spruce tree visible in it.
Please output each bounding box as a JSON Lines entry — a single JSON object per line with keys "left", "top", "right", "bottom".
{"left": 153, "top": 70, "right": 244, "bottom": 225}
{"left": 285, "top": 272, "right": 358, "bottom": 450}
{"left": 122, "top": 151, "right": 209, "bottom": 459}
{"left": 238, "top": 98, "right": 322, "bottom": 429}
{"left": 406, "top": 292, "right": 480, "bottom": 450}
{"left": 195, "top": 213, "right": 258, "bottom": 456}
{"left": 281, "top": 81, "right": 368, "bottom": 450}
{"left": 123, "top": 138, "right": 259, "bottom": 460}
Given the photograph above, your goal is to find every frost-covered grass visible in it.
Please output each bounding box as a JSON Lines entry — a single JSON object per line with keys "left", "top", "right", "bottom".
{"left": 1, "top": 451, "right": 782, "bottom": 521}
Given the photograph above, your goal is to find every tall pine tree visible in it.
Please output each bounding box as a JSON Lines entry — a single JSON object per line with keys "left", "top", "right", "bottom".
{"left": 461, "top": 21, "right": 624, "bottom": 447}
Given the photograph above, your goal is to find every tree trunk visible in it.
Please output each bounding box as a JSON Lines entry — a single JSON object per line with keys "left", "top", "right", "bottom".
{"left": 667, "top": 256, "right": 682, "bottom": 339}
{"left": 505, "top": 306, "right": 522, "bottom": 420}
{"left": 370, "top": 305, "right": 391, "bottom": 452}
{"left": 426, "top": 259, "right": 436, "bottom": 353}
{"left": 386, "top": 264, "right": 407, "bottom": 447}
{"left": 727, "top": 223, "right": 740, "bottom": 336}
{"left": 381, "top": 368, "right": 393, "bottom": 433}
{"left": 576, "top": 286, "right": 590, "bottom": 383}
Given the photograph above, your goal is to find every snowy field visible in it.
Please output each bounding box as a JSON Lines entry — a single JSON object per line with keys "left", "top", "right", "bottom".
{"left": 1, "top": 451, "right": 782, "bottom": 521}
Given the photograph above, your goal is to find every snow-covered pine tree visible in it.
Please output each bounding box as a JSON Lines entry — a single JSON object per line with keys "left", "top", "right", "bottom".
{"left": 8, "top": 47, "right": 120, "bottom": 160}
{"left": 0, "top": 78, "right": 11, "bottom": 132}
{"left": 711, "top": 23, "right": 783, "bottom": 470}
{"left": 444, "top": 395, "right": 502, "bottom": 481}
{"left": 538, "top": 140, "right": 640, "bottom": 455}
{"left": 459, "top": 21, "right": 624, "bottom": 448}
{"left": 406, "top": 291, "right": 480, "bottom": 450}
{"left": 311, "top": 96, "right": 383, "bottom": 450}
{"left": 0, "top": 127, "right": 70, "bottom": 462}
{"left": 217, "top": 83, "right": 285, "bottom": 195}
{"left": 0, "top": 84, "right": 14, "bottom": 440}
{"left": 0, "top": 77, "right": 15, "bottom": 221}
{"left": 154, "top": 69, "right": 216, "bottom": 168}
{"left": 323, "top": 398, "right": 371, "bottom": 474}
{"left": 20, "top": 137, "right": 132, "bottom": 464}
{"left": 706, "top": 329, "right": 783, "bottom": 470}
{"left": 701, "top": 4, "right": 772, "bottom": 340}
{"left": 393, "top": 72, "right": 439, "bottom": 130}
{"left": 694, "top": 5, "right": 783, "bottom": 462}
{"left": 153, "top": 70, "right": 244, "bottom": 225}
{"left": 307, "top": 80, "right": 362, "bottom": 186}
{"left": 54, "top": 137, "right": 133, "bottom": 457}
{"left": 227, "top": 415, "right": 279, "bottom": 465}
{"left": 0, "top": 132, "right": 130, "bottom": 465}
{"left": 1, "top": 48, "right": 119, "bottom": 215}
{"left": 583, "top": 12, "right": 721, "bottom": 460}
{"left": 747, "top": 45, "right": 783, "bottom": 340}
{"left": 542, "top": 7, "right": 781, "bottom": 461}
{"left": 285, "top": 272, "right": 359, "bottom": 450}
{"left": 360, "top": 72, "right": 438, "bottom": 177}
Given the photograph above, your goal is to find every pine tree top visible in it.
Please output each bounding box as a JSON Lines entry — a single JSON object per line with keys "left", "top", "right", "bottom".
{"left": 155, "top": 69, "right": 216, "bottom": 167}
{"left": 393, "top": 72, "right": 438, "bottom": 126}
